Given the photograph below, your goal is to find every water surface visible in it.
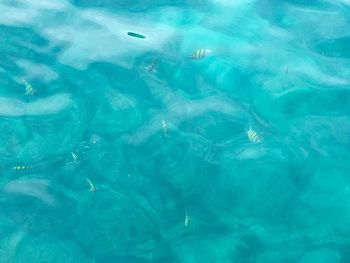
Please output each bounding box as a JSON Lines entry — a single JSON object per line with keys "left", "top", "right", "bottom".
{"left": 1, "top": 0, "right": 350, "bottom": 262}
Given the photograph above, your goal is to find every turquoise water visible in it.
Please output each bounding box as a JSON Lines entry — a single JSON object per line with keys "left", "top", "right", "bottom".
{"left": 1, "top": 0, "right": 350, "bottom": 262}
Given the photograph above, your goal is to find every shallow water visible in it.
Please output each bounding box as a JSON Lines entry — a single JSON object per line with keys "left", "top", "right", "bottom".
{"left": 1, "top": 0, "right": 350, "bottom": 262}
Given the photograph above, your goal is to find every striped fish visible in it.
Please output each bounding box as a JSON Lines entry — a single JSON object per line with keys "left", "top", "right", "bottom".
{"left": 184, "top": 210, "right": 189, "bottom": 227}
{"left": 190, "top": 48, "right": 212, "bottom": 60}
{"left": 161, "top": 119, "right": 168, "bottom": 137}
{"left": 247, "top": 126, "right": 261, "bottom": 143}
{"left": 23, "top": 80, "right": 35, "bottom": 96}
{"left": 13, "top": 166, "right": 31, "bottom": 171}
{"left": 71, "top": 152, "right": 78, "bottom": 161}
{"left": 144, "top": 57, "right": 160, "bottom": 72}
{"left": 86, "top": 178, "right": 96, "bottom": 193}
{"left": 284, "top": 65, "right": 289, "bottom": 75}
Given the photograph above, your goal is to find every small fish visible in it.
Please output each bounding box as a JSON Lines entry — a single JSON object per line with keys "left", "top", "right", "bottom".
{"left": 145, "top": 57, "right": 160, "bottom": 72}
{"left": 284, "top": 65, "right": 289, "bottom": 75}
{"left": 86, "top": 178, "right": 96, "bottom": 193}
{"left": 13, "top": 166, "right": 31, "bottom": 171}
{"left": 23, "top": 80, "right": 35, "bottom": 96}
{"left": 161, "top": 119, "right": 168, "bottom": 137}
{"left": 71, "top": 152, "right": 78, "bottom": 161}
{"left": 127, "top": 32, "right": 146, "bottom": 39}
{"left": 184, "top": 210, "right": 189, "bottom": 227}
{"left": 190, "top": 48, "right": 212, "bottom": 60}
{"left": 247, "top": 126, "right": 261, "bottom": 143}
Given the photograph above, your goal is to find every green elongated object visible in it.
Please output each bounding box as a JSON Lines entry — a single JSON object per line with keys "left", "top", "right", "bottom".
{"left": 127, "top": 32, "right": 146, "bottom": 39}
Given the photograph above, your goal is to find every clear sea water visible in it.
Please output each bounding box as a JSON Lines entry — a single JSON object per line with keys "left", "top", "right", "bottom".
{"left": 1, "top": 0, "right": 350, "bottom": 262}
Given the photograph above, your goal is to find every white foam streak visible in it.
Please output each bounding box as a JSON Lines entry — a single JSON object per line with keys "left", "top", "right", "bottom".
{"left": 28, "top": 93, "right": 72, "bottom": 115}
{"left": 0, "top": 94, "right": 72, "bottom": 117}
{"left": 0, "top": 98, "right": 25, "bottom": 117}
{"left": 127, "top": 95, "right": 239, "bottom": 144}
{"left": 0, "top": 0, "right": 177, "bottom": 69}
{"left": 4, "top": 179, "right": 56, "bottom": 205}
{"left": 43, "top": 9, "right": 175, "bottom": 69}
{"left": 16, "top": 60, "right": 58, "bottom": 82}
